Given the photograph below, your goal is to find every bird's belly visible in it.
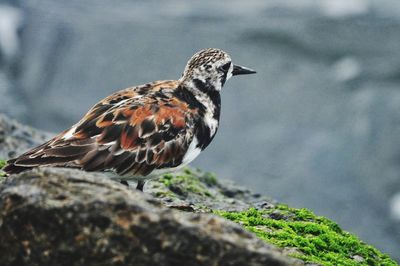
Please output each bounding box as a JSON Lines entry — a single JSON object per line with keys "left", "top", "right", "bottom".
{"left": 110, "top": 137, "right": 202, "bottom": 181}
{"left": 147, "top": 137, "right": 202, "bottom": 177}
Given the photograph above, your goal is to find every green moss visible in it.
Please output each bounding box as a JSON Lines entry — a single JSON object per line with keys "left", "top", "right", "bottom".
{"left": 0, "top": 159, "right": 6, "bottom": 180}
{"left": 0, "top": 160, "right": 5, "bottom": 169}
{"left": 199, "top": 171, "right": 218, "bottom": 186}
{"left": 158, "top": 168, "right": 214, "bottom": 198}
{"left": 215, "top": 206, "right": 396, "bottom": 266}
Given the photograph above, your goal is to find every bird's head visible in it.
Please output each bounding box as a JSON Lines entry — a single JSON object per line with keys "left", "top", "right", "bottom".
{"left": 180, "top": 48, "right": 256, "bottom": 92}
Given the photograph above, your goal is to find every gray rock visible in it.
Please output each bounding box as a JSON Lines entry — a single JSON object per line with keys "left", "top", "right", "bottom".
{"left": 0, "top": 168, "right": 302, "bottom": 266}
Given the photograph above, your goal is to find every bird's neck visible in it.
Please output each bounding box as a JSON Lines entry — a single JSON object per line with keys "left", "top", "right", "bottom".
{"left": 175, "top": 79, "right": 221, "bottom": 150}
{"left": 178, "top": 78, "right": 221, "bottom": 121}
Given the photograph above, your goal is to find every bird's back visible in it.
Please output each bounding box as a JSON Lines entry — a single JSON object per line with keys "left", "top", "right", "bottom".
{"left": 4, "top": 80, "right": 203, "bottom": 177}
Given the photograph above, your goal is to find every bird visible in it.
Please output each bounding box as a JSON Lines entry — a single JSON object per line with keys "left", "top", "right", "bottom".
{"left": 3, "top": 48, "right": 256, "bottom": 191}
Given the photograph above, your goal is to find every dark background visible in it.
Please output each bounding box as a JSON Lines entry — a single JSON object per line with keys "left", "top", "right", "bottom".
{"left": 0, "top": 0, "right": 399, "bottom": 261}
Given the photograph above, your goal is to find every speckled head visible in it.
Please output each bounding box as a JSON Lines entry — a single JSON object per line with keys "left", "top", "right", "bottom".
{"left": 181, "top": 48, "right": 256, "bottom": 92}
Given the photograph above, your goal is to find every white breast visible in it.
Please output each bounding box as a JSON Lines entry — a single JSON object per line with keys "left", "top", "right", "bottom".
{"left": 182, "top": 137, "right": 202, "bottom": 165}
{"left": 145, "top": 137, "right": 202, "bottom": 179}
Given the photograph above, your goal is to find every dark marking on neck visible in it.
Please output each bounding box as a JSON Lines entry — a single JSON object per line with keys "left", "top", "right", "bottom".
{"left": 173, "top": 86, "right": 206, "bottom": 115}
{"left": 193, "top": 78, "right": 210, "bottom": 94}
{"left": 190, "top": 79, "right": 222, "bottom": 150}
{"left": 175, "top": 81, "right": 222, "bottom": 150}
{"left": 192, "top": 78, "right": 221, "bottom": 120}
{"left": 210, "top": 90, "right": 221, "bottom": 120}
{"left": 195, "top": 121, "right": 212, "bottom": 150}
{"left": 221, "top": 72, "right": 227, "bottom": 87}
{"left": 195, "top": 118, "right": 221, "bottom": 151}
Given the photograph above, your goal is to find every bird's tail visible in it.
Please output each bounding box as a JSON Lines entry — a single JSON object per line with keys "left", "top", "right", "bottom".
{"left": 2, "top": 137, "right": 86, "bottom": 175}
{"left": 3, "top": 158, "right": 33, "bottom": 174}
{"left": 3, "top": 140, "right": 52, "bottom": 175}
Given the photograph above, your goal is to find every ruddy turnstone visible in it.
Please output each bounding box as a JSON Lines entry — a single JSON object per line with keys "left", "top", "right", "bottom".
{"left": 4, "top": 48, "right": 256, "bottom": 190}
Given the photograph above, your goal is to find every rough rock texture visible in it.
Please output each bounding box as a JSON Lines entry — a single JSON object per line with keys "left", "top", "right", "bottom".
{"left": 0, "top": 168, "right": 301, "bottom": 266}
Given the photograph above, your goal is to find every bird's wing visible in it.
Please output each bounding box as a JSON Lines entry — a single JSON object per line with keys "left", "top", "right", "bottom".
{"left": 5, "top": 80, "right": 199, "bottom": 176}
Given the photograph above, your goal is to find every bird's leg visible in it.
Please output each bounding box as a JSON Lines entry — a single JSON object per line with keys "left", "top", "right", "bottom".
{"left": 136, "top": 180, "right": 145, "bottom": 191}
{"left": 120, "top": 180, "right": 129, "bottom": 187}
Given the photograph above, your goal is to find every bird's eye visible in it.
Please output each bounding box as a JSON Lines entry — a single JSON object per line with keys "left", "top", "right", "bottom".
{"left": 220, "top": 62, "right": 231, "bottom": 72}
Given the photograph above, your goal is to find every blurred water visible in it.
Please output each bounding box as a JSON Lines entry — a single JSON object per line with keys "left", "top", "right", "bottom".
{"left": 0, "top": 0, "right": 399, "bottom": 260}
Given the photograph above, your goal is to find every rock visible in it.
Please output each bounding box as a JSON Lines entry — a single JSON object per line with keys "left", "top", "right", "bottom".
{"left": 0, "top": 168, "right": 301, "bottom": 266}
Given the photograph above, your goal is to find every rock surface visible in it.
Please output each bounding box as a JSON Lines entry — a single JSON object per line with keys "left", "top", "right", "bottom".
{"left": 0, "top": 168, "right": 300, "bottom": 266}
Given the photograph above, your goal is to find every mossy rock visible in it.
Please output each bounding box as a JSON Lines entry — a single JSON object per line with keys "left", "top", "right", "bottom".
{"left": 146, "top": 167, "right": 275, "bottom": 212}
{"left": 147, "top": 168, "right": 397, "bottom": 265}
{"left": 215, "top": 207, "right": 396, "bottom": 266}
{"left": 0, "top": 168, "right": 300, "bottom": 266}
{"left": 158, "top": 169, "right": 215, "bottom": 198}
{"left": 0, "top": 160, "right": 396, "bottom": 265}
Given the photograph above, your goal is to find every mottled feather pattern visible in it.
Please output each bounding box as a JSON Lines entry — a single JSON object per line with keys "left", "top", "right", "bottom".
{"left": 6, "top": 80, "right": 199, "bottom": 176}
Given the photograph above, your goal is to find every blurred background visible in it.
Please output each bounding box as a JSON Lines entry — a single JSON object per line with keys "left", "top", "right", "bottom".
{"left": 0, "top": 0, "right": 399, "bottom": 261}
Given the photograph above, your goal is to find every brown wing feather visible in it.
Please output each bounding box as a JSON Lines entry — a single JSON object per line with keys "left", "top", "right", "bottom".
{"left": 4, "top": 80, "right": 199, "bottom": 176}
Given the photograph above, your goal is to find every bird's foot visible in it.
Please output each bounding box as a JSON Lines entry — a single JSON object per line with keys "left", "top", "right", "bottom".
{"left": 120, "top": 180, "right": 129, "bottom": 187}
{"left": 136, "top": 180, "right": 145, "bottom": 191}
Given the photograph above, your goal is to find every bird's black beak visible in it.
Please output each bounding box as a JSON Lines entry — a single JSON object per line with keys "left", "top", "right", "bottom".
{"left": 232, "top": 64, "right": 256, "bottom": 76}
